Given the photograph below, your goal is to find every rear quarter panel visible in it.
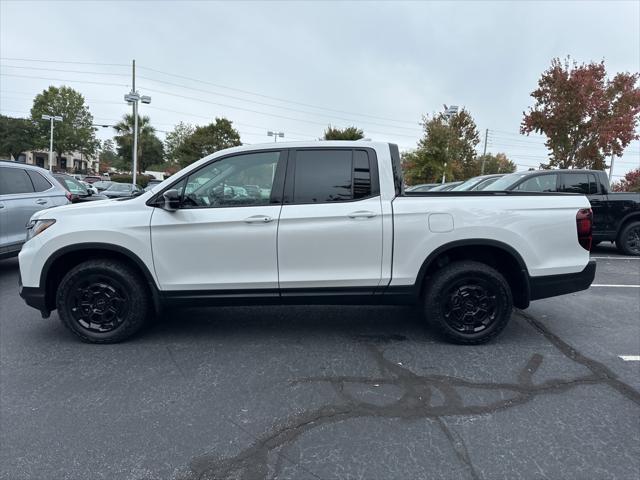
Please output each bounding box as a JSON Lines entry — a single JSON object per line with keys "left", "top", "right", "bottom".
{"left": 390, "top": 194, "right": 591, "bottom": 286}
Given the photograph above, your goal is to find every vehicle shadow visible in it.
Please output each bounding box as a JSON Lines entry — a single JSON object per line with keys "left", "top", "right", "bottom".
{"left": 146, "top": 304, "right": 433, "bottom": 344}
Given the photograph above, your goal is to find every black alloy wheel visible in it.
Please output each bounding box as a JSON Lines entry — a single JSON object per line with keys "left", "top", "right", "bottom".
{"left": 424, "top": 260, "right": 513, "bottom": 344}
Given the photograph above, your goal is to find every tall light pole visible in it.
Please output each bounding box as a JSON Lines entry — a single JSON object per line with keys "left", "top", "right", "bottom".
{"left": 124, "top": 60, "right": 151, "bottom": 186}
{"left": 441, "top": 105, "right": 458, "bottom": 183}
{"left": 267, "top": 131, "right": 284, "bottom": 142}
{"left": 41, "top": 114, "right": 63, "bottom": 172}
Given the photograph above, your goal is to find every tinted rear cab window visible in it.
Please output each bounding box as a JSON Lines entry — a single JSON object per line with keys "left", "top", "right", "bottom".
{"left": 291, "top": 149, "right": 376, "bottom": 204}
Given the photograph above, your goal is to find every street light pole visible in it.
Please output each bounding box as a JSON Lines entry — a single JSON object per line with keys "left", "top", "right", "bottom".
{"left": 441, "top": 104, "right": 458, "bottom": 184}
{"left": 267, "top": 131, "right": 284, "bottom": 143}
{"left": 41, "top": 114, "right": 63, "bottom": 172}
{"left": 124, "top": 59, "right": 151, "bottom": 186}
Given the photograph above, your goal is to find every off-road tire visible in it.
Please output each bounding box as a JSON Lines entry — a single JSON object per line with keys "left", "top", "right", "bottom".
{"left": 56, "top": 259, "right": 150, "bottom": 343}
{"left": 617, "top": 221, "right": 640, "bottom": 256}
{"left": 424, "top": 260, "right": 513, "bottom": 345}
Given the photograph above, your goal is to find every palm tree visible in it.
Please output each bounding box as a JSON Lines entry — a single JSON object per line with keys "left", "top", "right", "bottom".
{"left": 113, "top": 114, "right": 163, "bottom": 173}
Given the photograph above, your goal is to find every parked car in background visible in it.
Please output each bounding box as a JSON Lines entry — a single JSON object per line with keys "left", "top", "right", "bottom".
{"left": 53, "top": 174, "right": 108, "bottom": 203}
{"left": 0, "top": 161, "right": 70, "bottom": 259}
{"left": 451, "top": 174, "right": 504, "bottom": 191}
{"left": 102, "top": 182, "right": 144, "bottom": 198}
{"left": 144, "top": 178, "right": 164, "bottom": 192}
{"left": 483, "top": 169, "right": 640, "bottom": 255}
{"left": 81, "top": 181, "right": 99, "bottom": 195}
{"left": 83, "top": 175, "right": 102, "bottom": 184}
{"left": 405, "top": 183, "right": 439, "bottom": 192}
{"left": 18, "top": 141, "right": 594, "bottom": 344}
{"left": 93, "top": 181, "right": 113, "bottom": 192}
{"left": 428, "top": 181, "right": 464, "bottom": 191}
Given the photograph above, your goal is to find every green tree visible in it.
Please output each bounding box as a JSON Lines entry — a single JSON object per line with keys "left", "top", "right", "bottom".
{"left": 323, "top": 125, "right": 365, "bottom": 140}
{"left": 475, "top": 152, "right": 517, "bottom": 175}
{"left": 98, "top": 139, "right": 118, "bottom": 173}
{"left": 175, "top": 117, "right": 241, "bottom": 167}
{"left": 0, "top": 115, "right": 35, "bottom": 160}
{"left": 403, "top": 108, "right": 480, "bottom": 184}
{"left": 522, "top": 57, "right": 640, "bottom": 169}
{"left": 30, "top": 86, "right": 97, "bottom": 158}
{"left": 165, "top": 121, "right": 195, "bottom": 163}
{"left": 113, "top": 114, "right": 164, "bottom": 173}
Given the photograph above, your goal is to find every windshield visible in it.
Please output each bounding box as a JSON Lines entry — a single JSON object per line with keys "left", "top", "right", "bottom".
{"left": 107, "top": 183, "right": 131, "bottom": 192}
{"left": 451, "top": 177, "right": 483, "bottom": 191}
{"left": 56, "top": 175, "right": 88, "bottom": 195}
{"left": 481, "top": 173, "right": 528, "bottom": 190}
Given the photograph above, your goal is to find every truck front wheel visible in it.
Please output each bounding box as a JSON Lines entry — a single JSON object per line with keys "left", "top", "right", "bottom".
{"left": 424, "top": 261, "right": 513, "bottom": 344}
{"left": 56, "top": 259, "right": 151, "bottom": 343}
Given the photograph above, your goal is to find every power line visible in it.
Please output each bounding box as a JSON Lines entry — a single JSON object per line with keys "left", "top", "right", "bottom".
{"left": 0, "top": 72, "right": 129, "bottom": 87}
{"left": 139, "top": 85, "right": 420, "bottom": 138}
{"left": 0, "top": 57, "right": 129, "bottom": 67}
{"left": 0, "top": 64, "right": 129, "bottom": 77}
{"left": 137, "top": 64, "right": 418, "bottom": 126}
{"left": 136, "top": 73, "right": 421, "bottom": 132}
{"left": 0, "top": 58, "right": 421, "bottom": 127}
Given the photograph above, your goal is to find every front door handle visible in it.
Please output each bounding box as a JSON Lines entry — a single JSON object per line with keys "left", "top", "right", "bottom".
{"left": 35, "top": 199, "right": 48, "bottom": 205}
{"left": 348, "top": 210, "right": 377, "bottom": 219}
{"left": 244, "top": 215, "right": 274, "bottom": 224}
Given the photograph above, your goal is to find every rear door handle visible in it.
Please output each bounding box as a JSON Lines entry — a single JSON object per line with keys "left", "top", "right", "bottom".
{"left": 35, "top": 199, "right": 48, "bottom": 205}
{"left": 244, "top": 215, "right": 274, "bottom": 224}
{"left": 348, "top": 210, "right": 377, "bottom": 219}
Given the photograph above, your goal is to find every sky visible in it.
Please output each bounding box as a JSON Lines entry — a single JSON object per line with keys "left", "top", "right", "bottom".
{"left": 1, "top": 0, "right": 639, "bottom": 177}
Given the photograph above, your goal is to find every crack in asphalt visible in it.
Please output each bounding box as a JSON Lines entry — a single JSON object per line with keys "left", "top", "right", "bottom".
{"left": 176, "top": 313, "right": 640, "bottom": 480}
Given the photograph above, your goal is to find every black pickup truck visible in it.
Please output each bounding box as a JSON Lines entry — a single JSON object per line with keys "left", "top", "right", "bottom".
{"left": 486, "top": 169, "right": 640, "bottom": 255}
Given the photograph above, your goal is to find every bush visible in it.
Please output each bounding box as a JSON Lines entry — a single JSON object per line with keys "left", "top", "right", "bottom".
{"left": 110, "top": 174, "right": 153, "bottom": 188}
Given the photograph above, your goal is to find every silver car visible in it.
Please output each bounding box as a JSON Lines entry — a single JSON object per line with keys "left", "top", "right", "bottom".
{"left": 0, "top": 161, "right": 70, "bottom": 259}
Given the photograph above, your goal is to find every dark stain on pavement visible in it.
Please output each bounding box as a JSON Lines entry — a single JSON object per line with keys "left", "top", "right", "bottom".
{"left": 177, "top": 312, "right": 640, "bottom": 480}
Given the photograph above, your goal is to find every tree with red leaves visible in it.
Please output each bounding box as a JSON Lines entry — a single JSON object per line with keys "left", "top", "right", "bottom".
{"left": 611, "top": 168, "right": 640, "bottom": 192}
{"left": 521, "top": 57, "right": 640, "bottom": 170}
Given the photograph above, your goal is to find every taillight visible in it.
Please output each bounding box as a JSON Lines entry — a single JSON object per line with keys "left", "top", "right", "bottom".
{"left": 64, "top": 191, "right": 73, "bottom": 202}
{"left": 576, "top": 208, "right": 592, "bottom": 251}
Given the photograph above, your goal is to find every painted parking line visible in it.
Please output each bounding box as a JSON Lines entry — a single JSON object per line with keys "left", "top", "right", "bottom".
{"left": 619, "top": 356, "right": 640, "bottom": 362}
{"left": 590, "top": 284, "right": 640, "bottom": 288}
{"left": 591, "top": 256, "right": 640, "bottom": 260}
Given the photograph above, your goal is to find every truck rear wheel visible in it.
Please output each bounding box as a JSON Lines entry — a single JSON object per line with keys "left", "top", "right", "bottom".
{"left": 424, "top": 261, "right": 513, "bottom": 344}
{"left": 617, "top": 221, "right": 640, "bottom": 256}
{"left": 56, "top": 259, "right": 150, "bottom": 343}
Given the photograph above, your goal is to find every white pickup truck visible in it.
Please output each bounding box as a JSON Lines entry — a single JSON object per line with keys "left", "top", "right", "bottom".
{"left": 18, "top": 141, "right": 596, "bottom": 344}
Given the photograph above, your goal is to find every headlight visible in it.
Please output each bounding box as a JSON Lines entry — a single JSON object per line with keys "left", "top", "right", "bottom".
{"left": 26, "top": 219, "right": 56, "bottom": 241}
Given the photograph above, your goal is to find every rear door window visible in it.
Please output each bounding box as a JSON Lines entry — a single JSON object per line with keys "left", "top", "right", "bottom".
{"left": 562, "top": 173, "right": 590, "bottom": 194}
{"left": 292, "top": 149, "right": 376, "bottom": 204}
{"left": 514, "top": 174, "right": 558, "bottom": 192}
{"left": 0, "top": 167, "right": 35, "bottom": 195}
{"left": 27, "top": 171, "right": 53, "bottom": 192}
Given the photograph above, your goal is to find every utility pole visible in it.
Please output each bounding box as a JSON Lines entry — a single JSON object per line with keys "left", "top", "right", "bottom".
{"left": 480, "top": 128, "right": 488, "bottom": 175}
{"left": 42, "top": 114, "right": 63, "bottom": 172}
{"left": 132, "top": 59, "right": 138, "bottom": 186}
{"left": 609, "top": 154, "right": 615, "bottom": 182}
{"left": 442, "top": 104, "right": 458, "bottom": 184}
{"left": 124, "top": 59, "right": 151, "bottom": 186}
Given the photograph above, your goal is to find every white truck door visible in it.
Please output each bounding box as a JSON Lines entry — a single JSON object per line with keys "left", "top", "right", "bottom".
{"left": 277, "top": 148, "right": 383, "bottom": 290}
{"left": 150, "top": 150, "right": 286, "bottom": 291}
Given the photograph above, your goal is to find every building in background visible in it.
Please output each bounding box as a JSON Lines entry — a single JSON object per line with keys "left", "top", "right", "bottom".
{"left": 9, "top": 150, "right": 98, "bottom": 174}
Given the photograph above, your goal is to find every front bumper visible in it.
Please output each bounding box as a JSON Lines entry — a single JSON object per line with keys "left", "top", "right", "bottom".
{"left": 529, "top": 260, "right": 596, "bottom": 301}
{"left": 18, "top": 273, "right": 50, "bottom": 318}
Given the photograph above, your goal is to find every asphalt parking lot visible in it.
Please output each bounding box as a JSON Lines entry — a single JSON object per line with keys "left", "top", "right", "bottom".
{"left": 1, "top": 244, "right": 639, "bottom": 480}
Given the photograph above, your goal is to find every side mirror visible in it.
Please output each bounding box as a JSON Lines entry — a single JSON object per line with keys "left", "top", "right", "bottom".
{"left": 162, "top": 189, "right": 181, "bottom": 211}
